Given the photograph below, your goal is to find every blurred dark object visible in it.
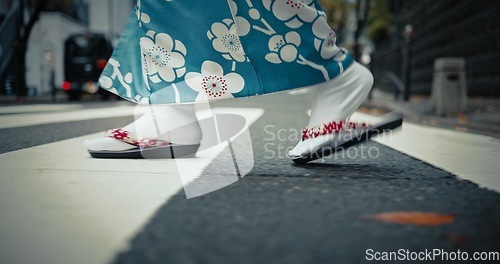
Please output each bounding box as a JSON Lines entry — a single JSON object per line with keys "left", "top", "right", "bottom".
{"left": 353, "top": 0, "right": 370, "bottom": 60}
{"left": 0, "top": 1, "right": 20, "bottom": 97}
{"left": 0, "top": 0, "right": 49, "bottom": 101}
{"left": 366, "top": 0, "right": 393, "bottom": 46}
{"left": 0, "top": 0, "right": 90, "bottom": 101}
{"left": 62, "top": 33, "right": 113, "bottom": 101}
{"left": 371, "top": 0, "right": 500, "bottom": 99}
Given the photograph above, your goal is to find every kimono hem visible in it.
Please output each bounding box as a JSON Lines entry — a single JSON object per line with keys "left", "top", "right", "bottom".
{"left": 98, "top": 0, "right": 354, "bottom": 105}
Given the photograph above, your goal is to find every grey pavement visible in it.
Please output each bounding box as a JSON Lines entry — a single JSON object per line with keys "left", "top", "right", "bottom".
{"left": 111, "top": 94, "right": 500, "bottom": 264}
{"left": 0, "top": 93, "right": 499, "bottom": 264}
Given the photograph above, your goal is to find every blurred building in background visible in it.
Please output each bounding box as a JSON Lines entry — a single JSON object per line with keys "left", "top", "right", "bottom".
{"left": 1, "top": 0, "right": 499, "bottom": 99}
{"left": 25, "top": 0, "right": 133, "bottom": 97}
{"left": 25, "top": 12, "right": 87, "bottom": 97}
{"left": 0, "top": 0, "right": 134, "bottom": 97}
{"left": 369, "top": 0, "right": 500, "bottom": 97}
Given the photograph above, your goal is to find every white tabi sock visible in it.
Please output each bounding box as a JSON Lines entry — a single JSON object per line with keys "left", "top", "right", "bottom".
{"left": 84, "top": 104, "right": 201, "bottom": 151}
{"left": 289, "top": 62, "right": 374, "bottom": 157}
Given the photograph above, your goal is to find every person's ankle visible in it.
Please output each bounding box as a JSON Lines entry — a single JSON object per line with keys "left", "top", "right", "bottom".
{"left": 155, "top": 121, "right": 202, "bottom": 145}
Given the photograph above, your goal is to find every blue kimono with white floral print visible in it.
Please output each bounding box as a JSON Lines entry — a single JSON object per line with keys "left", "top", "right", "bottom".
{"left": 98, "top": 0, "right": 354, "bottom": 104}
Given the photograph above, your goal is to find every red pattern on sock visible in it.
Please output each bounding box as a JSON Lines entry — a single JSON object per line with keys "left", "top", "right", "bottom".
{"left": 302, "top": 121, "right": 368, "bottom": 141}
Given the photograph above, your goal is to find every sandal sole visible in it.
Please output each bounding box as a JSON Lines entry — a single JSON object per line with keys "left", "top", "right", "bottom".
{"left": 89, "top": 144, "right": 201, "bottom": 159}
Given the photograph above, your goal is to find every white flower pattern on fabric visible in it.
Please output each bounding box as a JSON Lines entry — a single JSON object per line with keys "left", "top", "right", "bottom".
{"left": 136, "top": 0, "right": 150, "bottom": 27}
{"left": 268, "top": 0, "right": 318, "bottom": 28}
{"left": 228, "top": 0, "right": 252, "bottom": 36}
{"left": 185, "top": 61, "right": 244, "bottom": 101}
{"left": 312, "top": 15, "right": 344, "bottom": 60}
{"left": 208, "top": 20, "right": 248, "bottom": 62}
{"left": 98, "top": 59, "right": 135, "bottom": 98}
{"left": 140, "top": 32, "right": 187, "bottom": 83}
{"left": 265, "top": 32, "right": 301, "bottom": 63}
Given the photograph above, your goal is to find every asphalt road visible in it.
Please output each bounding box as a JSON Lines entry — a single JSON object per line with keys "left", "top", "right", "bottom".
{"left": 1, "top": 95, "right": 500, "bottom": 263}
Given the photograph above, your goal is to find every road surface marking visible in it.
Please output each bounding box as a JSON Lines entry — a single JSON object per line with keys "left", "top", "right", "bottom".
{"left": 0, "top": 107, "right": 264, "bottom": 264}
{"left": 0, "top": 104, "right": 84, "bottom": 115}
{"left": 306, "top": 109, "right": 500, "bottom": 193}
{"left": 0, "top": 105, "right": 138, "bottom": 129}
{"left": 351, "top": 112, "right": 500, "bottom": 193}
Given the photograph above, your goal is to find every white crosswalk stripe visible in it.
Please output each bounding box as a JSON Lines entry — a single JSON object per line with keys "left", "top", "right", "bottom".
{"left": 0, "top": 106, "right": 263, "bottom": 264}
{"left": 0, "top": 105, "right": 137, "bottom": 129}
{"left": 1, "top": 103, "right": 499, "bottom": 264}
{"left": 351, "top": 112, "right": 500, "bottom": 193}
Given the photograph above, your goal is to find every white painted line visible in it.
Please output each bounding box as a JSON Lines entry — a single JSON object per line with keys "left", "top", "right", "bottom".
{"left": 0, "top": 105, "right": 138, "bottom": 129}
{"left": 0, "top": 107, "right": 264, "bottom": 264}
{"left": 0, "top": 104, "right": 82, "bottom": 115}
{"left": 351, "top": 112, "right": 500, "bottom": 193}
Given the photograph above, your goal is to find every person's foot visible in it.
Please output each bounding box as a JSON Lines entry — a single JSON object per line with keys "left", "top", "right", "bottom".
{"left": 288, "top": 62, "right": 375, "bottom": 163}
{"left": 289, "top": 112, "right": 403, "bottom": 164}
{"left": 83, "top": 104, "right": 202, "bottom": 154}
{"left": 288, "top": 120, "right": 369, "bottom": 158}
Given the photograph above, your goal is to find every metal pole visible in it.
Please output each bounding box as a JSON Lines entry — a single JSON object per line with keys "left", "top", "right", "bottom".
{"left": 15, "top": 0, "right": 27, "bottom": 101}
{"left": 393, "top": 0, "right": 402, "bottom": 100}
{"left": 403, "top": 25, "right": 413, "bottom": 101}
